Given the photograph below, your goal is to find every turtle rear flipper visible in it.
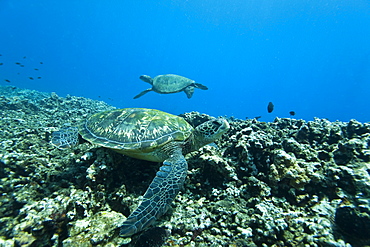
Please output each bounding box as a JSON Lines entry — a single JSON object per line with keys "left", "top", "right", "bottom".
{"left": 184, "top": 86, "right": 195, "bottom": 98}
{"left": 133, "top": 88, "right": 153, "bottom": 99}
{"left": 194, "top": 83, "right": 208, "bottom": 90}
{"left": 120, "top": 149, "right": 187, "bottom": 237}
{"left": 51, "top": 127, "right": 79, "bottom": 149}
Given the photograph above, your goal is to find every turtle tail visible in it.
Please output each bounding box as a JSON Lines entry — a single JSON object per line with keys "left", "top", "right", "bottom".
{"left": 119, "top": 150, "right": 187, "bottom": 237}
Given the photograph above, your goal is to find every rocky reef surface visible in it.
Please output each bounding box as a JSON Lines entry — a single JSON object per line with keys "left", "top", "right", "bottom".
{"left": 0, "top": 85, "right": 369, "bottom": 247}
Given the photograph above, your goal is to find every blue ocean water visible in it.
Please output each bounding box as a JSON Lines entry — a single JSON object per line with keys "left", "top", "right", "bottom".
{"left": 0, "top": 0, "right": 369, "bottom": 122}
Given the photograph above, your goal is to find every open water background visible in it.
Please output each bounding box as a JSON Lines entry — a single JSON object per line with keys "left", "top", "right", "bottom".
{"left": 0, "top": 0, "right": 369, "bottom": 122}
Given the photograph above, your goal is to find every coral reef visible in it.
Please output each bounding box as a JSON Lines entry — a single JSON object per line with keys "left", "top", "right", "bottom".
{"left": 0, "top": 85, "right": 369, "bottom": 246}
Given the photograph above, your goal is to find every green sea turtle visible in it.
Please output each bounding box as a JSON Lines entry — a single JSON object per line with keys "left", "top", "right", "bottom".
{"left": 51, "top": 108, "right": 229, "bottom": 237}
{"left": 134, "top": 74, "right": 208, "bottom": 99}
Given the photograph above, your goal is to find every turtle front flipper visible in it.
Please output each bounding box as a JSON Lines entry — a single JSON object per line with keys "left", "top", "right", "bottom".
{"left": 120, "top": 149, "right": 188, "bottom": 237}
{"left": 133, "top": 88, "right": 153, "bottom": 99}
{"left": 51, "top": 127, "right": 79, "bottom": 149}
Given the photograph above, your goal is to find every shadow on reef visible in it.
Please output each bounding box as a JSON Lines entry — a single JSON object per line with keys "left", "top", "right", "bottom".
{"left": 1, "top": 86, "right": 370, "bottom": 246}
{"left": 334, "top": 205, "right": 370, "bottom": 245}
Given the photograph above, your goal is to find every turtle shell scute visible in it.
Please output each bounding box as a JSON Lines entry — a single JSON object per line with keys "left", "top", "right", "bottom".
{"left": 79, "top": 108, "right": 193, "bottom": 151}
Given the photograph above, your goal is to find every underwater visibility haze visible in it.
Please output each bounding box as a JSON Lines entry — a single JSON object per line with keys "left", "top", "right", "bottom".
{"left": 0, "top": 0, "right": 369, "bottom": 122}
{"left": 1, "top": 1, "right": 370, "bottom": 246}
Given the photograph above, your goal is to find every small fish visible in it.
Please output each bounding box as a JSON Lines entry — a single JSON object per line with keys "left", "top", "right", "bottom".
{"left": 29, "top": 77, "right": 34, "bottom": 80}
{"left": 267, "top": 102, "right": 274, "bottom": 113}
{"left": 23, "top": 56, "right": 26, "bottom": 59}
{"left": 20, "top": 65, "right": 24, "bottom": 67}
{"left": 40, "top": 62, "right": 43, "bottom": 64}
{"left": 254, "top": 116, "right": 262, "bottom": 120}
{"left": 37, "top": 77, "right": 41, "bottom": 79}
{"left": 0, "top": 54, "right": 2, "bottom": 56}
{"left": 0, "top": 63, "right": 3, "bottom": 65}
{"left": 34, "top": 68, "right": 39, "bottom": 70}
{"left": 15, "top": 62, "right": 21, "bottom": 65}
{"left": 5, "top": 79, "right": 10, "bottom": 82}
{"left": 289, "top": 111, "right": 296, "bottom": 116}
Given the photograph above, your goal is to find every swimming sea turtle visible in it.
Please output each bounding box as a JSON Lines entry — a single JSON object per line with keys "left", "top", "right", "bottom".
{"left": 51, "top": 108, "right": 229, "bottom": 237}
{"left": 134, "top": 74, "right": 208, "bottom": 99}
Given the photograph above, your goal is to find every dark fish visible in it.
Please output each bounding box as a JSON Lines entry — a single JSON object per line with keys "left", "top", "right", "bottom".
{"left": 34, "top": 68, "right": 39, "bottom": 70}
{"left": 20, "top": 65, "right": 24, "bottom": 67}
{"left": 0, "top": 54, "right": 2, "bottom": 56}
{"left": 37, "top": 77, "right": 41, "bottom": 79}
{"left": 254, "top": 116, "right": 262, "bottom": 120}
{"left": 15, "top": 62, "right": 21, "bottom": 65}
{"left": 0, "top": 63, "right": 3, "bottom": 65}
{"left": 289, "top": 111, "right": 296, "bottom": 116}
{"left": 267, "top": 102, "right": 274, "bottom": 113}
{"left": 23, "top": 56, "right": 26, "bottom": 59}
{"left": 29, "top": 77, "right": 34, "bottom": 80}
{"left": 5, "top": 79, "right": 10, "bottom": 82}
{"left": 40, "top": 62, "right": 43, "bottom": 64}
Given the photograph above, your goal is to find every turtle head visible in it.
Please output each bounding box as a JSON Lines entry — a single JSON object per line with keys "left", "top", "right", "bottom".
{"left": 192, "top": 118, "right": 229, "bottom": 150}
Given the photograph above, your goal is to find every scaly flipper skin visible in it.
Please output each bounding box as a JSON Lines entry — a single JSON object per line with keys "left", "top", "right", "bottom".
{"left": 120, "top": 148, "right": 187, "bottom": 237}
{"left": 51, "top": 127, "right": 79, "bottom": 149}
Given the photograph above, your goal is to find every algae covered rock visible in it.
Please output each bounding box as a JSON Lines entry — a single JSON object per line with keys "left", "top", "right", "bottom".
{"left": 63, "top": 211, "right": 128, "bottom": 246}
{"left": 1, "top": 85, "right": 370, "bottom": 246}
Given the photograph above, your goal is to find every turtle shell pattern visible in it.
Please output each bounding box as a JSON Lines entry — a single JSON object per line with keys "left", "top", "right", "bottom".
{"left": 153, "top": 74, "right": 194, "bottom": 93}
{"left": 79, "top": 108, "right": 193, "bottom": 155}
